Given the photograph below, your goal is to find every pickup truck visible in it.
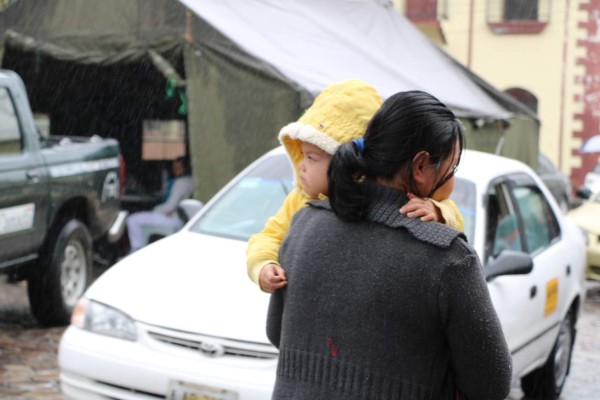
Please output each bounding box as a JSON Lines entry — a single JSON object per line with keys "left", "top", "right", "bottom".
{"left": 0, "top": 69, "right": 123, "bottom": 327}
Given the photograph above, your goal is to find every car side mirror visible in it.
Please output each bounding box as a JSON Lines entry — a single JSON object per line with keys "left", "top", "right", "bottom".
{"left": 177, "top": 198, "right": 204, "bottom": 222}
{"left": 485, "top": 250, "right": 533, "bottom": 282}
{"left": 575, "top": 187, "right": 592, "bottom": 200}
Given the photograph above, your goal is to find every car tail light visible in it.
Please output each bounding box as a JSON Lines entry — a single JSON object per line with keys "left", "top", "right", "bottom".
{"left": 119, "top": 154, "right": 126, "bottom": 195}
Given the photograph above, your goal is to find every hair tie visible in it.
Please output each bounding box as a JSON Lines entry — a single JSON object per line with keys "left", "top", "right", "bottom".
{"left": 352, "top": 137, "right": 365, "bottom": 154}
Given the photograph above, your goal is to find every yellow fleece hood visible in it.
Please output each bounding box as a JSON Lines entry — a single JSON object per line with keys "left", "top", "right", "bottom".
{"left": 278, "top": 79, "right": 382, "bottom": 193}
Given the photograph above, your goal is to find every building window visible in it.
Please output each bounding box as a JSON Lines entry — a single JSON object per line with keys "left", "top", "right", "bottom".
{"left": 487, "top": 0, "right": 549, "bottom": 34}
{"left": 504, "top": 0, "right": 538, "bottom": 21}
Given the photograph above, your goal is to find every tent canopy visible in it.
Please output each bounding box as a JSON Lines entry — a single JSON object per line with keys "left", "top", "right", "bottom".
{"left": 0, "top": 0, "right": 184, "bottom": 62}
{"left": 0, "top": 0, "right": 539, "bottom": 201}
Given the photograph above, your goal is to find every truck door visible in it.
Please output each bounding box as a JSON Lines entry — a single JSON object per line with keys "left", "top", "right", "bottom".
{"left": 0, "top": 84, "right": 49, "bottom": 267}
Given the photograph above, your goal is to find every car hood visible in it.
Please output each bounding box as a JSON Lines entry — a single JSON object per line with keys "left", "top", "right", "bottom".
{"left": 567, "top": 202, "right": 600, "bottom": 233}
{"left": 85, "top": 231, "right": 271, "bottom": 344}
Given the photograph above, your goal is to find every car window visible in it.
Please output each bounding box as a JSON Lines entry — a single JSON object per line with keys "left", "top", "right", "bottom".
{"left": 485, "top": 183, "right": 523, "bottom": 261}
{"left": 511, "top": 185, "right": 560, "bottom": 254}
{"left": 485, "top": 175, "right": 561, "bottom": 260}
{"left": 189, "top": 154, "right": 293, "bottom": 241}
{"left": 449, "top": 177, "right": 476, "bottom": 244}
{"left": 0, "top": 87, "right": 22, "bottom": 154}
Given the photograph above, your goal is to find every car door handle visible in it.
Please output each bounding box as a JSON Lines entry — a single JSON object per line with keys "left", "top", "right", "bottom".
{"left": 566, "top": 265, "right": 571, "bottom": 276}
{"left": 530, "top": 285, "right": 537, "bottom": 299}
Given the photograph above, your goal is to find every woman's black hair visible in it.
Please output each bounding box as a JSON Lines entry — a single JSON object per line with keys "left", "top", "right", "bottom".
{"left": 328, "top": 90, "right": 465, "bottom": 221}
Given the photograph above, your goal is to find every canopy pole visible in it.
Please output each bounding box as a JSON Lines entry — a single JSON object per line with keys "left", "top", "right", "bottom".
{"left": 147, "top": 49, "right": 185, "bottom": 88}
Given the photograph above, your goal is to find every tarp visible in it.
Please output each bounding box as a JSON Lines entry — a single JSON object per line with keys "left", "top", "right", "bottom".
{"left": 0, "top": 0, "right": 184, "bottom": 62}
{"left": 180, "top": 0, "right": 512, "bottom": 120}
{"left": 0, "top": 0, "right": 539, "bottom": 201}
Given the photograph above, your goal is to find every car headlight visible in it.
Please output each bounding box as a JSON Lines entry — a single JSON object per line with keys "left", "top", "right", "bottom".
{"left": 71, "top": 297, "right": 137, "bottom": 341}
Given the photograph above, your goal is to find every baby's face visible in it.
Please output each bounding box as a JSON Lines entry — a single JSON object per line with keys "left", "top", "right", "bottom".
{"left": 298, "top": 141, "right": 332, "bottom": 199}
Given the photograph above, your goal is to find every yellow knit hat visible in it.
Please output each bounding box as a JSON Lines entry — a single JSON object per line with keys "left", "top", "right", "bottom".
{"left": 278, "top": 79, "right": 383, "bottom": 191}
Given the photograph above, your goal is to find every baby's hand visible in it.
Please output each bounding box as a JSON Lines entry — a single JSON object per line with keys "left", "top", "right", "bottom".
{"left": 399, "top": 193, "right": 443, "bottom": 223}
{"left": 259, "top": 263, "right": 287, "bottom": 293}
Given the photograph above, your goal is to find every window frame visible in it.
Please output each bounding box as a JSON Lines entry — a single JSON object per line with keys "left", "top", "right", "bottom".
{"left": 484, "top": 179, "right": 526, "bottom": 262}
{"left": 0, "top": 85, "right": 24, "bottom": 155}
{"left": 484, "top": 172, "right": 562, "bottom": 262}
{"left": 486, "top": 0, "right": 549, "bottom": 35}
{"left": 505, "top": 173, "right": 562, "bottom": 255}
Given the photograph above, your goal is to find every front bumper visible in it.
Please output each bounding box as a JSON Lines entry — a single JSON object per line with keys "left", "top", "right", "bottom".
{"left": 58, "top": 323, "right": 277, "bottom": 400}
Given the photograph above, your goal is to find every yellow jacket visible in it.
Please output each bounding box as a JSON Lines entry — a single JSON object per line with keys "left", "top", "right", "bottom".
{"left": 246, "top": 189, "right": 308, "bottom": 286}
{"left": 431, "top": 198, "right": 464, "bottom": 233}
{"left": 246, "top": 189, "right": 464, "bottom": 287}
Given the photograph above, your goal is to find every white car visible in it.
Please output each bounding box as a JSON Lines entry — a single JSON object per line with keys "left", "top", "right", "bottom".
{"left": 58, "top": 148, "right": 586, "bottom": 400}
{"left": 584, "top": 163, "right": 600, "bottom": 195}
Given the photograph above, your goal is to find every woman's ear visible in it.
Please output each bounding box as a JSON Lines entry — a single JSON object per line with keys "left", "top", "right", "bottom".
{"left": 412, "top": 151, "right": 430, "bottom": 185}
{"left": 410, "top": 151, "right": 436, "bottom": 197}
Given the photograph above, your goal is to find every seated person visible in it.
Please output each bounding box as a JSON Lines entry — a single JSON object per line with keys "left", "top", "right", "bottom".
{"left": 126, "top": 156, "right": 194, "bottom": 252}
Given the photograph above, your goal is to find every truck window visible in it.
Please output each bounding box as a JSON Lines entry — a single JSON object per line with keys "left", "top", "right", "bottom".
{"left": 0, "top": 87, "right": 22, "bottom": 154}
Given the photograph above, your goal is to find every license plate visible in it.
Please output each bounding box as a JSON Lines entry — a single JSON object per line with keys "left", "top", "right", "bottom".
{"left": 168, "top": 381, "right": 239, "bottom": 400}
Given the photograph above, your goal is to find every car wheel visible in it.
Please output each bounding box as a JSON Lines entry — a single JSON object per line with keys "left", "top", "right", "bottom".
{"left": 28, "top": 219, "right": 92, "bottom": 326}
{"left": 521, "top": 311, "right": 574, "bottom": 399}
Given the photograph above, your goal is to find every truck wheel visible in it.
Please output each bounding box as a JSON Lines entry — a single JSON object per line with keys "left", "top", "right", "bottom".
{"left": 520, "top": 311, "right": 574, "bottom": 399}
{"left": 28, "top": 219, "right": 92, "bottom": 326}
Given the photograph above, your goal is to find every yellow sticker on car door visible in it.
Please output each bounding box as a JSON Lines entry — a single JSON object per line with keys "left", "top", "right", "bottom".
{"left": 544, "top": 278, "right": 559, "bottom": 317}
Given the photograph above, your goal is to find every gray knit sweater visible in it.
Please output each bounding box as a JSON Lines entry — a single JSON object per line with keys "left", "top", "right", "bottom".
{"left": 267, "top": 184, "right": 512, "bottom": 400}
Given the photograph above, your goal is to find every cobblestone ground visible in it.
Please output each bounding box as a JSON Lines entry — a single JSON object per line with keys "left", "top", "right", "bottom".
{"left": 1, "top": 275, "right": 599, "bottom": 400}
{"left": 0, "top": 275, "right": 65, "bottom": 400}
{"left": 554, "top": 282, "right": 600, "bottom": 399}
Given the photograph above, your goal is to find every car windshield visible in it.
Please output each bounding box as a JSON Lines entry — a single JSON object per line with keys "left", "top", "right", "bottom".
{"left": 190, "top": 153, "right": 477, "bottom": 243}
{"left": 189, "top": 154, "right": 294, "bottom": 241}
{"left": 450, "top": 177, "right": 477, "bottom": 244}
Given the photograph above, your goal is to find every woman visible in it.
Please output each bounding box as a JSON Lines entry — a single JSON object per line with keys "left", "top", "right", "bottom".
{"left": 267, "top": 91, "right": 512, "bottom": 399}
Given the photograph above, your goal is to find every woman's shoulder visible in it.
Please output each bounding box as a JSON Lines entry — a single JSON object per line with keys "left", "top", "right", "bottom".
{"left": 306, "top": 198, "right": 468, "bottom": 249}
{"left": 294, "top": 199, "right": 333, "bottom": 220}
{"left": 402, "top": 220, "right": 466, "bottom": 250}
{"left": 306, "top": 198, "right": 331, "bottom": 210}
